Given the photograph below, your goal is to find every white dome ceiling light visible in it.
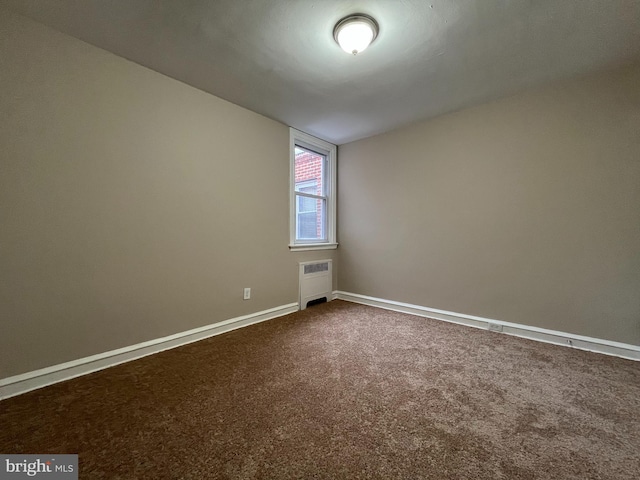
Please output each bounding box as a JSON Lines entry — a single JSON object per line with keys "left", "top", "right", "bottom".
{"left": 333, "top": 14, "right": 379, "bottom": 55}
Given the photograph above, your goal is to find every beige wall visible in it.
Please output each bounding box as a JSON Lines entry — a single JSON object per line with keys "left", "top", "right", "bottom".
{"left": 0, "top": 10, "right": 335, "bottom": 379}
{"left": 338, "top": 63, "right": 640, "bottom": 345}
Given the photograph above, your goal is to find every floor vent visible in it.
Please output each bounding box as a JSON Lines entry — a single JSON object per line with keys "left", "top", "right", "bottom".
{"left": 299, "top": 260, "right": 332, "bottom": 310}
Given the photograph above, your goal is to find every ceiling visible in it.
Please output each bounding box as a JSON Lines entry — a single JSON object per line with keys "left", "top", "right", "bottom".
{"left": 3, "top": 0, "right": 640, "bottom": 144}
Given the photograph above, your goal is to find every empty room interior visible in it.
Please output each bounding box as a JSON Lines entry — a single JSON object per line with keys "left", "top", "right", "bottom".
{"left": 1, "top": 1, "right": 639, "bottom": 479}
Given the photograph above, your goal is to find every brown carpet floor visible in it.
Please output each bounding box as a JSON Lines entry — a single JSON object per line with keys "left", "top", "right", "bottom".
{"left": 1, "top": 300, "right": 639, "bottom": 479}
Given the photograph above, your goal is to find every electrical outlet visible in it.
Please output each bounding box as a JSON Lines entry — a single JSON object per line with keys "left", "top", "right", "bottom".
{"left": 243, "top": 288, "right": 251, "bottom": 300}
{"left": 487, "top": 323, "right": 503, "bottom": 333}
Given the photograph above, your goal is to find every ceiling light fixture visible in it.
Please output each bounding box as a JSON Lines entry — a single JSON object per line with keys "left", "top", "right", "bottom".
{"left": 333, "top": 14, "right": 379, "bottom": 55}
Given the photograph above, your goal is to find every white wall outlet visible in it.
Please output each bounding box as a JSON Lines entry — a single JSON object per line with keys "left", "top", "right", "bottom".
{"left": 487, "top": 323, "right": 503, "bottom": 333}
{"left": 243, "top": 287, "right": 251, "bottom": 300}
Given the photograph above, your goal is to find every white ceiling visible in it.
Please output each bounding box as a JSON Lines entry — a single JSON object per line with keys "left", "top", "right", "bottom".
{"left": 3, "top": 0, "right": 640, "bottom": 144}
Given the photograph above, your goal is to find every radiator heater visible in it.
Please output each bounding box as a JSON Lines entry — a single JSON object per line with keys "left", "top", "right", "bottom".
{"left": 299, "top": 260, "right": 332, "bottom": 310}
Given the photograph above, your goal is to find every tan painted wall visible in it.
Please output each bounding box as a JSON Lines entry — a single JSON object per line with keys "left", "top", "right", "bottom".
{"left": 0, "top": 11, "right": 336, "bottom": 378}
{"left": 338, "top": 63, "right": 640, "bottom": 345}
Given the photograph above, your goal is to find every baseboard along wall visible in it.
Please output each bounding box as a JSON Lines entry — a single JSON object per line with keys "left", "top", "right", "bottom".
{"left": 4, "top": 292, "right": 638, "bottom": 401}
{"left": 0, "top": 303, "right": 299, "bottom": 401}
{"left": 333, "top": 291, "right": 640, "bottom": 362}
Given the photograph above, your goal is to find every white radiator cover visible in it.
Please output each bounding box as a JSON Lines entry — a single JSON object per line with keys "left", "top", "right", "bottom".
{"left": 299, "top": 260, "right": 332, "bottom": 310}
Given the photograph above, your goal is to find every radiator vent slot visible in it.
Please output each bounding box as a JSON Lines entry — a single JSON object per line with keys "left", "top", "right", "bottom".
{"left": 306, "top": 297, "right": 327, "bottom": 308}
{"left": 299, "top": 260, "right": 332, "bottom": 310}
{"left": 304, "top": 262, "right": 329, "bottom": 274}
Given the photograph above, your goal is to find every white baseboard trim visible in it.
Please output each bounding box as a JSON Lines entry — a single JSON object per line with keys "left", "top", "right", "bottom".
{"left": 334, "top": 291, "right": 640, "bottom": 361}
{"left": 0, "top": 302, "right": 299, "bottom": 401}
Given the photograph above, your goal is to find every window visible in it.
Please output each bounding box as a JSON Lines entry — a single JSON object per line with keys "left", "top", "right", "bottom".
{"left": 290, "top": 128, "right": 337, "bottom": 250}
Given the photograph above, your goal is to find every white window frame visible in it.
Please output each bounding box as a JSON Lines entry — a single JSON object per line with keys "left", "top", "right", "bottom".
{"left": 289, "top": 128, "right": 337, "bottom": 251}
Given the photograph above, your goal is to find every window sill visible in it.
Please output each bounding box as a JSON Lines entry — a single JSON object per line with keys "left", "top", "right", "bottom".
{"left": 289, "top": 243, "right": 338, "bottom": 252}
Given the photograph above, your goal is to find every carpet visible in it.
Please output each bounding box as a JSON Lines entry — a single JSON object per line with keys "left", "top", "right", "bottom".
{"left": 1, "top": 300, "right": 639, "bottom": 479}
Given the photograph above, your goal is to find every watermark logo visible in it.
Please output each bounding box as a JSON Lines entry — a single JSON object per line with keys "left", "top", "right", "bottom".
{"left": 0, "top": 455, "right": 77, "bottom": 479}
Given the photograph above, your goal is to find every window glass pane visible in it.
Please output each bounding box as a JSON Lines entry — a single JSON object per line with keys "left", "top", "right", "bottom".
{"left": 296, "top": 195, "right": 326, "bottom": 241}
{"left": 294, "top": 147, "right": 325, "bottom": 197}
{"left": 298, "top": 193, "right": 316, "bottom": 214}
{"left": 297, "top": 180, "right": 316, "bottom": 197}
